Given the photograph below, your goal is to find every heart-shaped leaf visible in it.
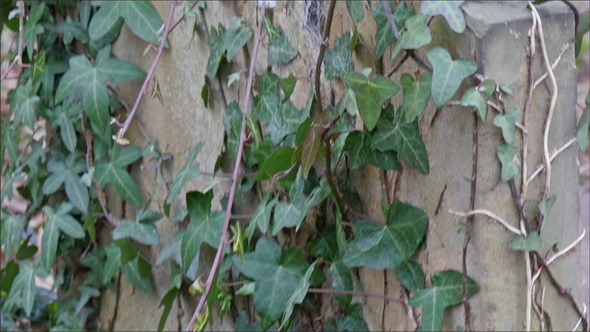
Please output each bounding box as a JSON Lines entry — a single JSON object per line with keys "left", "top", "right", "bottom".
{"left": 497, "top": 143, "right": 519, "bottom": 182}
{"left": 461, "top": 88, "right": 487, "bottom": 120}
{"left": 371, "top": 120, "right": 429, "bottom": 173}
{"left": 508, "top": 231, "right": 541, "bottom": 251}
{"left": 224, "top": 17, "right": 253, "bottom": 61}
{"left": 420, "top": 1, "right": 466, "bottom": 33}
{"left": 427, "top": 47, "right": 476, "bottom": 108}
{"left": 392, "top": 14, "right": 431, "bottom": 59}
{"left": 493, "top": 107, "right": 520, "bottom": 144}
{"left": 398, "top": 73, "right": 432, "bottom": 123}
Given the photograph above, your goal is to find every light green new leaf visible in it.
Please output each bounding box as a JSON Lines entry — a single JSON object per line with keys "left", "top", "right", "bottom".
{"left": 206, "top": 25, "right": 226, "bottom": 79}
{"left": 5, "top": 262, "right": 36, "bottom": 316}
{"left": 398, "top": 73, "right": 432, "bottom": 123}
{"left": 371, "top": 2, "right": 395, "bottom": 60}
{"left": 325, "top": 33, "right": 355, "bottom": 79}
{"left": 346, "top": 1, "right": 364, "bottom": 22}
{"left": 265, "top": 19, "right": 297, "bottom": 66}
{"left": 42, "top": 154, "right": 88, "bottom": 213}
{"left": 343, "top": 200, "right": 428, "bottom": 269}
{"left": 392, "top": 14, "right": 431, "bottom": 59}
{"left": 181, "top": 191, "right": 224, "bottom": 272}
{"left": 461, "top": 88, "right": 487, "bottom": 120}
{"left": 508, "top": 231, "right": 541, "bottom": 251}
{"left": 577, "top": 93, "right": 589, "bottom": 151}
{"left": 493, "top": 107, "right": 519, "bottom": 145}
{"left": 420, "top": 1, "right": 466, "bottom": 33}
{"left": 336, "top": 88, "right": 358, "bottom": 116}
{"left": 343, "top": 73, "right": 400, "bottom": 131}
{"left": 395, "top": 260, "right": 425, "bottom": 291}
{"left": 409, "top": 270, "right": 478, "bottom": 331}
{"left": 427, "top": 47, "right": 477, "bottom": 108}
{"left": 225, "top": 17, "right": 253, "bottom": 61}
{"left": 165, "top": 142, "right": 203, "bottom": 205}
{"left": 345, "top": 131, "right": 371, "bottom": 169}
{"left": 538, "top": 195, "right": 557, "bottom": 219}
{"left": 497, "top": 143, "right": 519, "bottom": 182}
{"left": 41, "top": 204, "right": 85, "bottom": 271}
{"left": 371, "top": 120, "right": 429, "bottom": 173}
{"left": 89, "top": 1, "right": 164, "bottom": 45}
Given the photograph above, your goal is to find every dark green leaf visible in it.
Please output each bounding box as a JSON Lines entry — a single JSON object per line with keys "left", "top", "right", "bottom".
{"left": 493, "top": 107, "right": 519, "bottom": 145}
{"left": 103, "top": 243, "right": 121, "bottom": 283}
{"left": 371, "top": 120, "right": 429, "bottom": 173}
{"left": 41, "top": 204, "right": 85, "bottom": 271}
{"left": 420, "top": 1, "right": 466, "bottom": 33}
{"left": 1, "top": 212, "right": 25, "bottom": 259}
{"left": 343, "top": 200, "right": 428, "bottom": 269}
{"left": 24, "top": 4, "right": 45, "bottom": 61}
{"left": 330, "top": 259, "right": 353, "bottom": 307}
{"left": 461, "top": 88, "right": 487, "bottom": 120}
{"left": 156, "top": 231, "right": 184, "bottom": 266}
{"left": 158, "top": 288, "right": 179, "bottom": 332}
{"left": 346, "top": 1, "right": 364, "bottom": 22}
{"left": 31, "top": 51, "right": 46, "bottom": 82}
{"left": 391, "top": 14, "right": 431, "bottom": 59}
{"left": 265, "top": 18, "right": 297, "bottom": 66}
{"left": 235, "top": 312, "right": 262, "bottom": 331}
{"left": 245, "top": 195, "right": 278, "bottom": 241}
{"left": 343, "top": 73, "right": 399, "bottom": 131}
{"left": 325, "top": 33, "right": 355, "bottom": 79}
{"left": 345, "top": 131, "right": 371, "bottom": 169}
{"left": 479, "top": 79, "right": 496, "bottom": 99}
{"left": 281, "top": 262, "right": 316, "bottom": 327}
{"left": 255, "top": 147, "right": 294, "bottom": 181}
{"left": 206, "top": 25, "right": 226, "bottom": 79}
{"left": 371, "top": 2, "right": 395, "bottom": 60}
{"left": 496, "top": 143, "right": 519, "bottom": 182}
{"left": 95, "top": 160, "right": 141, "bottom": 206}
{"left": 300, "top": 126, "right": 322, "bottom": 179}
{"left": 224, "top": 17, "right": 253, "bottom": 61}
{"left": 268, "top": 101, "right": 307, "bottom": 145}
{"left": 395, "top": 260, "right": 425, "bottom": 291}
{"left": 121, "top": 256, "right": 153, "bottom": 295}
{"left": 165, "top": 143, "right": 203, "bottom": 205}
{"left": 336, "top": 88, "right": 359, "bottom": 116}
{"left": 8, "top": 80, "right": 39, "bottom": 130}
{"left": 224, "top": 102, "right": 243, "bottom": 162}
{"left": 4, "top": 262, "right": 36, "bottom": 316}
{"left": 409, "top": 270, "right": 478, "bottom": 331}
{"left": 113, "top": 219, "right": 159, "bottom": 246}
{"left": 280, "top": 74, "right": 297, "bottom": 102}
{"left": 368, "top": 149, "right": 400, "bottom": 170}
{"left": 54, "top": 106, "right": 78, "bottom": 153}
{"left": 508, "top": 231, "right": 541, "bottom": 251}
{"left": 427, "top": 47, "right": 477, "bottom": 108}
{"left": 398, "top": 73, "right": 432, "bottom": 123}
{"left": 56, "top": 16, "right": 89, "bottom": 45}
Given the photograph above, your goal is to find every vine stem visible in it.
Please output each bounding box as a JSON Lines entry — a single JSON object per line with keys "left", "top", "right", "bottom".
{"left": 117, "top": 1, "right": 178, "bottom": 142}
{"left": 313, "top": 0, "right": 337, "bottom": 116}
{"left": 448, "top": 209, "right": 522, "bottom": 235}
{"left": 1, "top": 0, "right": 27, "bottom": 82}
{"left": 185, "top": 6, "right": 264, "bottom": 331}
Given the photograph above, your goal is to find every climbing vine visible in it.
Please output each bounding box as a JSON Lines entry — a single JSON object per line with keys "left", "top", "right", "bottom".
{"left": 1, "top": 1, "right": 588, "bottom": 331}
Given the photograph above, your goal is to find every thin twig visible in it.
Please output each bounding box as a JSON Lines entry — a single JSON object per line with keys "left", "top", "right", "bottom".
{"left": 525, "top": 251, "right": 533, "bottom": 331}
{"left": 521, "top": 8, "right": 537, "bottom": 202}
{"left": 525, "top": 137, "right": 577, "bottom": 185}
{"left": 533, "top": 47, "right": 567, "bottom": 89}
{"left": 185, "top": 5, "right": 263, "bottom": 331}
{"left": 117, "top": 2, "right": 178, "bottom": 143}
{"left": 313, "top": 0, "right": 337, "bottom": 116}
{"left": 544, "top": 229, "right": 585, "bottom": 267}
{"left": 448, "top": 209, "right": 522, "bottom": 235}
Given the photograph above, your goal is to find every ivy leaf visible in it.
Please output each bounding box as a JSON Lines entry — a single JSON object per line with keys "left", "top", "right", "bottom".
{"left": 121, "top": 256, "right": 153, "bottom": 295}
{"left": 300, "top": 125, "right": 322, "bottom": 179}
{"left": 496, "top": 143, "right": 519, "bottom": 182}
{"left": 224, "top": 17, "right": 253, "bottom": 62}
{"left": 427, "top": 47, "right": 477, "bottom": 108}
{"left": 538, "top": 195, "right": 557, "bottom": 219}
{"left": 408, "top": 270, "right": 478, "bottom": 331}
{"left": 181, "top": 191, "right": 224, "bottom": 272}
{"left": 252, "top": 72, "right": 279, "bottom": 123}
{"left": 391, "top": 14, "right": 431, "bottom": 59}
{"left": 156, "top": 231, "right": 184, "bottom": 266}
{"left": 41, "top": 204, "right": 85, "bottom": 271}
{"left": 103, "top": 243, "right": 121, "bottom": 283}
{"left": 56, "top": 15, "right": 89, "bottom": 45}
{"left": 280, "top": 262, "right": 316, "bottom": 328}
{"left": 206, "top": 25, "right": 226, "bottom": 79}
{"left": 31, "top": 51, "right": 46, "bottom": 82}
{"left": 89, "top": 1, "right": 165, "bottom": 45}
{"left": 268, "top": 101, "right": 307, "bottom": 145}
{"left": 23, "top": 3, "right": 45, "bottom": 61}
{"left": 461, "top": 88, "right": 487, "bottom": 120}
{"left": 113, "top": 210, "right": 162, "bottom": 246}
{"left": 493, "top": 107, "right": 519, "bottom": 145}
{"left": 371, "top": 120, "right": 429, "bottom": 173}
{"left": 158, "top": 288, "right": 179, "bottom": 332}
{"left": 264, "top": 18, "right": 297, "bottom": 66}
{"left": 224, "top": 102, "right": 243, "bottom": 162}
{"left": 345, "top": 131, "right": 371, "bottom": 169}
{"left": 8, "top": 80, "right": 40, "bottom": 130}
{"left": 343, "top": 73, "right": 400, "bottom": 131}
{"left": 280, "top": 74, "right": 296, "bottom": 102}
{"left": 56, "top": 46, "right": 145, "bottom": 138}
{"left": 368, "top": 149, "right": 400, "bottom": 170}
{"left": 42, "top": 154, "right": 88, "bottom": 213}
{"left": 508, "top": 231, "right": 541, "bottom": 251}
{"left": 420, "top": 1, "right": 466, "bottom": 33}
{"left": 1, "top": 212, "right": 26, "bottom": 260}
{"left": 233, "top": 238, "right": 311, "bottom": 323}
{"left": 336, "top": 88, "right": 358, "bottom": 116}
{"left": 346, "top": 1, "right": 364, "bottom": 23}
{"left": 245, "top": 195, "right": 278, "bottom": 242}
{"left": 330, "top": 259, "right": 354, "bottom": 307}
{"left": 51, "top": 105, "right": 78, "bottom": 153}
{"left": 4, "top": 262, "right": 36, "bottom": 316}
{"left": 324, "top": 33, "right": 355, "bottom": 80}
{"left": 165, "top": 142, "right": 203, "bottom": 206}
{"left": 94, "top": 145, "right": 143, "bottom": 206}
{"left": 255, "top": 147, "right": 294, "bottom": 181}
{"left": 371, "top": 2, "right": 395, "bottom": 60}
{"left": 577, "top": 93, "right": 589, "bottom": 152}
{"left": 272, "top": 172, "right": 331, "bottom": 235}
{"left": 343, "top": 200, "right": 428, "bottom": 269}
{"left": 398, "top": 73, "right": 432, "bottom": 123}
{"left": 395, "top": 260, "right": 425, "bottom": 291}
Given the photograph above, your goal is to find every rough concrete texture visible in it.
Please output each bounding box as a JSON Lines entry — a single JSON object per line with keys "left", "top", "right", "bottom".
{"left": 99, "top": 1, "right": 583, "bottom": 331}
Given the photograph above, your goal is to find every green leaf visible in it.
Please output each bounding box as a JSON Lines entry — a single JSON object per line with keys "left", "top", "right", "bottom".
{"left": 479, "top": 79, "right": 496, "bottom": 99}
{"left": 508, "top": 231, "right": 541, "bottom": 251}
{"left": 325, "top": 33, "right": 355, "bottom": 79}
{"left": 371, "top": 2, "right": 395, "bottom": 60}
{"left": 89, "top": 1, "right": 165, "bottom": 45}
{"left": 156, "top": 231, "right": 184, "bottom": 266}
{"left": 252, "top": 72, "right": 279, "bottom": 122}
{"left": 8, "top": 80, "right": 40, "bottom": 130}
{"left": 577, "top": 94, "right": 589, "bottom": 151}
{"left": 268, "top": 101, "right": 307, "bottom": 145}
{"left": 346, "top": 1, "right": 364, "bottom": 22}
{"left": 95, "top": 150, "right": 142, "bottom": 207}
{"left": 41, "top": 204, "right": 85, "bottom": 271}
{"left": 165, "top": 143, "right": 203, "bottom": 205}
{"left": 31, "top": 51, "right": 46, "bottom": 82}
{"left": 343, "top": 200, "right": 428, "bottom": 269}
{"left": 4, "top": 262, "right": 36, "bottom": 316}
{"left": 103, "top": 243, "right": 121, "bottom": 283}
{"left": 395, "top": 260, "right": 425, "bottom": 291}
{"left": 496, "top": 144, "right": 519, "bottom": 182}
{"left": 42, "top": 154, "right": 89, "bottom": 213}
{"left": 398, "top": 73, "right": 432, "bottom": 123}
{"left": 391, "top": 14, "right": 431, "bottom": 59}
{"left": 345, "top": 131, "right": 371, "bottom": 169}
{"left": 330, "top": 259, "right": 354, "bottom": 307}
{"left": 336, "top": 88, "right": 359, "bottom": 116}
{"left": 538, "top": 195, "right": 557, "bottom": 219}
{"left": 280, "top": 262, "right": 316, "bottom": 328}
{"left": 224, "top": 102, "right": 243, "bottom": 162}
{"left": 121, "top": 256, "right": 153, "bottom": 295}
{"left": 427, "top": 47, "right": 477, "bottom": 108}
{"left": 343, "top": 73, "right": 400, "bottom": 131}
{"left": 265, "top": 18, "right": 297, "bottom": 66}
{"left": 420, "top": 1, "right": 466, "bottom": 33}
{"left": 206, "top": 25, "right": 226, "bottom": 79}
{"left": 1, "top": 212, "right": 25, "bottom": 260}
{"left": 500, "top": 84, "right": 513, "bottom": 95}
{"left": 255, "top": 147, "right": 294, "bottom": 181}
{"left": 56, "top": 46, "right": 145, "bottom": 138}
{"left": 56, "top": 16, "right": 89, "bottom": 45}
{"left": 158, "top": 288, "right": 179, "bottom": 332}
{"left": 113, "top": 217, "right": 160, "bottom": 246}
{"left": 280, "top": 74, "right": 297, "bottom": 102}
{"left": 236, "top": 282, "right": 255, "bottom": 296}
{"left": 245, "top": 196, "right": 278, "bottom": 242}
{"left": 371, "top": 120, "right": 429, "bottom": 173}
{"left": 493, "top": 107, "right": 519, "bottom": 145}
{"left": 23, "top": 5, "right": 44, "bottom": 61}
{"left": 300, "top": 125, "right": 322, "bottom": 179}
{"left": 53, "top": 105, "right": 78, "bottom": 153}
{"left": 409, "top": 270, "right": 478, "bottom": 331}
{"left": 224, "top": 17, "right": 253, "bottom": 61}
{"left": 181, "top": 191, "right": 224, "bottom": 272}
{"left": 233, "top": 238, "right": 310, "bottom": 323}
{"left": 368, "top": 149, "right": 400, "bottom": 170}
{"left": 461, "top": 88, "right": 487, "bottom": 120}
